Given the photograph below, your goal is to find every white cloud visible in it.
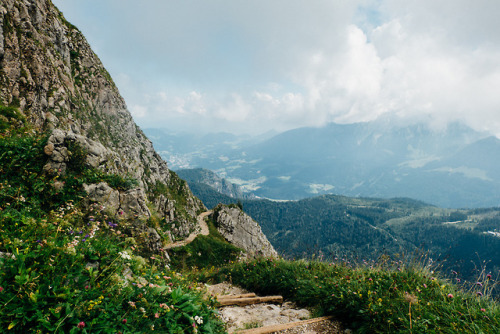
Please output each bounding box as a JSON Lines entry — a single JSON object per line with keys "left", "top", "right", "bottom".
{"left": 53, "top": 0, "right": 500, "bottom": 135}
{"left": 129, "top": 105, "right": 148, "bottom": 118}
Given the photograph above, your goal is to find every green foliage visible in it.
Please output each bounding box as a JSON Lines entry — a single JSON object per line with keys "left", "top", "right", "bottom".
{"left": 0, "top": 131, "right": 225, "bottom": 333}
{"left": 186, "top": 190, "right": 500, "bottom": 288}
{"left": 169, "top": 219, "right": 242, "bottom": 271}
{"left": 0, "top": 205, "right": 224, "bottom": 333}
{"left": 0, "top": 132, "right": 139, "bottom": 219}
{"left": 169, "top": 235, "right": 241, "bottom": 271}
{"left": 213, "top": 258, "right": 500, "bottom": 333}
{"left": 0, "top": 104, "right": 25, "bottom": 132}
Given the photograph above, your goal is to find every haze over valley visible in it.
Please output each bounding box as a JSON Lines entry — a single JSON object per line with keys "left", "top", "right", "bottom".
{"left": 146, "top": 119, "right": 500, "bottom": 209}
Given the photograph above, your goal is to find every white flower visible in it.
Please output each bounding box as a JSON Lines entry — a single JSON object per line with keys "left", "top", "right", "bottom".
{"left": 194, "top": 315, "right": 203, "bottom": 325}
{"left": 119, "top": 251, "right": 131, "bottom": 260}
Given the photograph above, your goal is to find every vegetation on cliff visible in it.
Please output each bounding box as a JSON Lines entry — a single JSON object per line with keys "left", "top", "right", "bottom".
{"left": 0, "top": 114, "right": 224, "bottom": 333}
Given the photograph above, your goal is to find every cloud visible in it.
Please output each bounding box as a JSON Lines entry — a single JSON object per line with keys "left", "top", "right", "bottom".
{"left": 53, "top": 0, "right": 500, "bottom": 135}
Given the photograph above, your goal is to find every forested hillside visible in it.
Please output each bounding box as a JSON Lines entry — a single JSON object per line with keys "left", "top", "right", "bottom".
{"left": 186, "top": 181, "right": 500, "bottom": 284}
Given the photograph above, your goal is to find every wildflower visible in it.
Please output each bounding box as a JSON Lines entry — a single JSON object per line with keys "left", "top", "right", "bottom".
{"left": 423, "top": 284, "right": 427, "bottom": 288}
{"left": 487, "top": 274, "right": 492, "bottom": 280}
{"left": 476, "top": 282, "right": 483, "bottom": 287}
{"left": 481, "top": 308, "right": 486, "bottom": 312}
{"left": 122, "top": 318, "right": 127, "bottom": 324}
{"left": 447, "top": 294, "right": 453, "bottom": 298}
{"left": 194, "top": 315, "right": 203, "bottom": 324}
{"left": 119, "top": 251, "right": 131, "bottom": 260}
{"left": 77, "top": 321, "right": 85, "bottom": 329}
{"left": 85, "top": 285, "right": 90, "bottom": 290}
{"left": 0, "top": 287, "right": 3, "bottom": 292}
{"left": 128, "top": 301, "right": 136, "bottom": 308}
{"left": 477, "top": 292, "right": 483, "bottom": 297}
{"left": 154, "top": 313, "right": 159, "bottom": 318}
{"left": 452, "top": 270, "right": 458, "bottom": 275}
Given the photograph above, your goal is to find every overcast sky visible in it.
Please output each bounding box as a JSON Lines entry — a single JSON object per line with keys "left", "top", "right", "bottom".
{"left": 52, "top": 0, "right": 500, "bottom": 136}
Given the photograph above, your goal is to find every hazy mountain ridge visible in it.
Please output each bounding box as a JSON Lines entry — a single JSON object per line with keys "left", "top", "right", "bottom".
{"left": 176, "top": 168, "right": 256, "bottom": 200}
{"left": 149, "top": 121, "right": 500, "bottom": 208}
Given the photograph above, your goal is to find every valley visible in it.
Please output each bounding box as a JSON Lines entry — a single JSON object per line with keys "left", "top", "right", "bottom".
{"left": 146, "top": 121, "right": 500, "bottom": 208}
{"left": 178, "top": 167, "right": 500, "bottom": 286}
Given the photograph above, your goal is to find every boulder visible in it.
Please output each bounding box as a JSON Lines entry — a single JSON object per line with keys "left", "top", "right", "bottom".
{"left": 212, "top": 205, "right": 278, "bottom": 259}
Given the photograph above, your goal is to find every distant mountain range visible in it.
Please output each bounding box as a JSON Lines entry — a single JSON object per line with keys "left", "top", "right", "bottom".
{"left": 145, "top": 120, "right": 500, "bottom": 208}
{"left": 176, "top": 168, "right": 256, "bottom": 201}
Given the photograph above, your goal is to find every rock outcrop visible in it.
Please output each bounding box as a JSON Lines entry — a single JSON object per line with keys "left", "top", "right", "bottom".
{"left": 0, "top": 0, "right": 203, "bottom": 241}
{"left": 212, "top": 204, "right": 278, "bottom": 258}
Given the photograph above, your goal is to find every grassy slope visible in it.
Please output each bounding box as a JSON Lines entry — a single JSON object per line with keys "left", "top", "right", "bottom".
{"left": 0, "top": 118, "right": 224, "bottom": 333}
{"left": 212, "top": 258, "right": 500, "bottom": 333}
{"left": 1, "top": 114, "right": 499, "bottom": 333}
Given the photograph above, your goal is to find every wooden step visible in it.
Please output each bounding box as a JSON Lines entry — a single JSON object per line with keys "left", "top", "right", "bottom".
{"left": 217, "top": 295, "right": 283, "bottom": 307}
{"left": 232, "top": 316, "right": 334, "bottom": 334}
{"left": 217, "top": 293, "right": 257, "bottom": 300}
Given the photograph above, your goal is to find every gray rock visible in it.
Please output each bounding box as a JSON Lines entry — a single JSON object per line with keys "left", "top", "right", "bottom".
{"left": 0, "top": 0, "right": 204, "bottom": 252}
{"left": 212, "top": 205, "right": 278, "bottom": 259}
{"left": 83, "top": 182, "right": 120, "bottom": 215}
{"left": 119, "top": 188, "right": 151, "bottom": 220}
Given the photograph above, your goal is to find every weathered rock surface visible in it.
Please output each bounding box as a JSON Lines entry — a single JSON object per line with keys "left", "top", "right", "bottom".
{"left": 212, "top": 205, "right": 278, "bottom": 258}
{"left": 0, "top": 0, "right": 203, "bottom": 240}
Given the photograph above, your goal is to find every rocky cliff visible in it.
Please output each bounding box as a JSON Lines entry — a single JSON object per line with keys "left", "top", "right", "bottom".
{"left": 0, "top": 0, "right": 203, "bottom": 240}
{"left": 212, "top": 204, "right": 278, "bottom": 258}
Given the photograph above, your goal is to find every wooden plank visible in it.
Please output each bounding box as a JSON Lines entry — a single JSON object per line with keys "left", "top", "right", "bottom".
{"left": 217, "top": 293, "right": 257, "bottom": 300}
{"left": 217, "top": 296, "right": 283, "bottom": 307}
{"left": 232, "top": 316, "right": 334, "bottom": 334}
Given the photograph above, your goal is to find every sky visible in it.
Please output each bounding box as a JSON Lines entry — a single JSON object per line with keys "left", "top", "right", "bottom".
{"left": 52, "top": 0, "right": 500, "bottom": 136}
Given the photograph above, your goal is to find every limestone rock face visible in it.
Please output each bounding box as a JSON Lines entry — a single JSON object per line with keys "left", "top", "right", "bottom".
{"left": 212, "top": 205, "right": 278, "bottom": 259}
{"left": 0, "top": 0, "right": 203, "bottom": 239}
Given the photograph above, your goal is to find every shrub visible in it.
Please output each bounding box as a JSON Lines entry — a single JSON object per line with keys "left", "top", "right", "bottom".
{"left": 213, "top": 258, "right": 500, "bottom": 333}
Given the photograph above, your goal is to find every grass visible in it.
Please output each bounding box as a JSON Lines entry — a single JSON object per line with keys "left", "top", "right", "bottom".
{"left": 2, "top": 105, "right": 499, "bottom": 333}
{"left": 0, "top": 203, "right": 225, "bottom": 333}
{"left": 0, "top": 119, "right": 225, "bottom": 333}
{"left": 209, "top": 257, "right": 500, "bottom": 333}
{"left": 169, "top": 218, "right": 242, "bottom": 271}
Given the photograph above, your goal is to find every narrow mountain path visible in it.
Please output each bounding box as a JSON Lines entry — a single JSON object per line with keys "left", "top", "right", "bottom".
{"left": 207, "top": 283, "right": 346, "bottom": 333}
{"left": 164, "top": 210, "right": 211, "bottom": 249}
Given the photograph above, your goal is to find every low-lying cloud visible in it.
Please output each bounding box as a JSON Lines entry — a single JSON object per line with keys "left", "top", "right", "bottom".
{"left": 54, "top": 0, "right": 500, "bottom": 135}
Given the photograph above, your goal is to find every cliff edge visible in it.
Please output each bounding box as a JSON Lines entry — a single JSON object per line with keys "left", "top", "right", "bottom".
{"left": 0, "top": 0, "right": 203, "bottom": 240}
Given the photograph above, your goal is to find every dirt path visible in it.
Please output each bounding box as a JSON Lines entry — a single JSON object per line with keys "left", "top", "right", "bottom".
{"left": 164, "top": 211, "right": 211, "bottom": 249}
{"left": 207, "top": 283, "right": 346, "bottom": 334}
